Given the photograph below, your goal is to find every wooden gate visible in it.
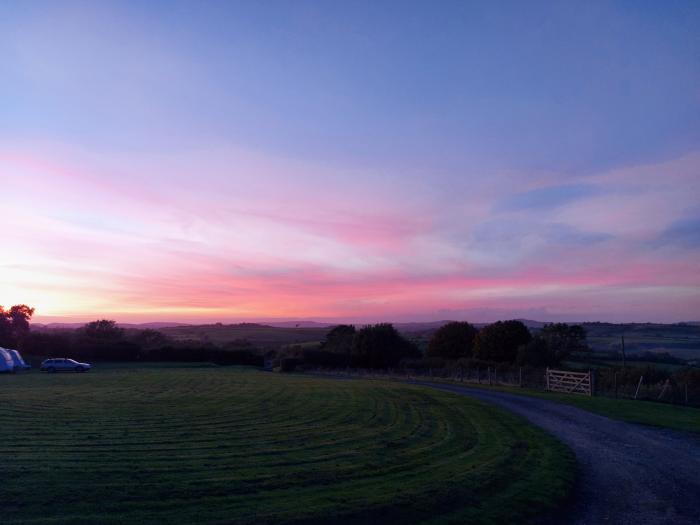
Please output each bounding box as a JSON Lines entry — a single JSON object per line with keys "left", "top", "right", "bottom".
{"left": 546, "top": 368, "right": 593, "bottom": 396}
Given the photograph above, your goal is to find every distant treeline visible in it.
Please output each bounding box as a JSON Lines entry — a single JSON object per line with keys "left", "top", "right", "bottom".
{"left": 4, "top": 304, "right": 590, "bottom": 371}
{"left": 277, "top": 320, "right": 587, "bottom": 370}
{"left": 20, "top": 320, "right": 265, "bottom": 366}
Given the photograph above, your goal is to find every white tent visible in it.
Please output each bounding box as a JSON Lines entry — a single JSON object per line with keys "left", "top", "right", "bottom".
{"left": 0, "top": 348, "right": 15, "bottom": 373}
{"left": 6, "top": 349, "right": 30, "bottom": 370}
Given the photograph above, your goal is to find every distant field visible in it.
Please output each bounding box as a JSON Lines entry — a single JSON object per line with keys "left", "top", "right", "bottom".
{"left": 583, "top": 323, "right": 700, "bottom": 361}
{"left": 159, "top": 323, "right": 329, "bottom": 346}
{"left": 0, "top": 366, "right": 573, "bottom": 524}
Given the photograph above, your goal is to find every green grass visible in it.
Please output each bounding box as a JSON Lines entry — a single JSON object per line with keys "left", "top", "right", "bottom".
{"left": 159, "top": 323, "right": 328, "bottom": 346}
{"left": 530, "top": 390, "right": 700, "bottom": 434}
{"left": 426, "top": 379, "right": 700, "bottom": 434}
{"left": 0, "top": 366, "right": 574, "bottom": 525}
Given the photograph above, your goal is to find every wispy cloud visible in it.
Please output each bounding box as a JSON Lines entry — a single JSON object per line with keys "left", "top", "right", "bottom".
{"left": 656, "top": 217, "right": 700, "bottom": 249}
{"left": 495, "top": 184, "right": 602, "bottom": 212}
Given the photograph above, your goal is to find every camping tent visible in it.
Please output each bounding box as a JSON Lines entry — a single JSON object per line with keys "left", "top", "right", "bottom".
{"left": 6, "top": 349, "right": 30, "bottom": 370}
{"left": 0, "top": 348, "right": 15, "bottom": 373}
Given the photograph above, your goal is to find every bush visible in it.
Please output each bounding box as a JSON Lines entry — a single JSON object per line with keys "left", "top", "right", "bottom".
{"left": 300, "top": 349, "right": 349, "bottom": 368}
{"left": 279, "top": 358, "right": 299, "bottom": 372}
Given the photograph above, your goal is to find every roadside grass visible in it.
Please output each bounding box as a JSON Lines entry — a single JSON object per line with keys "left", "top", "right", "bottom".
{"left": 0, "top": 365, "right": 574, "bottom": 525}
{"left": 421, "top": 378, "right": 700, "bottom": 434}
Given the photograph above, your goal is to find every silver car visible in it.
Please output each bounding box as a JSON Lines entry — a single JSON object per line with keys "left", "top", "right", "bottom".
{"left": 41, "top": 358, "right": 92, "bottom": 373}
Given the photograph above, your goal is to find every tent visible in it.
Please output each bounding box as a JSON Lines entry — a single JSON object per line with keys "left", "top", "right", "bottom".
{"left": 0, "top": 348, "right": 15, "bottom": 373}
{"left": 6, "top": 349, "right": 30, "bottom": 370}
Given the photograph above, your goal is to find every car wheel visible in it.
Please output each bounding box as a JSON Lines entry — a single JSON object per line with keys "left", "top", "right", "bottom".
{"left": 75, "top": 366, "right": 84, "bottom": 373}
{"left": 47, "top": 367, "right": 56, "bottom": 373}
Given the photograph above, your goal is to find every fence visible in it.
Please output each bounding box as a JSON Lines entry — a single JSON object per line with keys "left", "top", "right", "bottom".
{"left": 301, "top": 364, "right": 699, "bottom": 407}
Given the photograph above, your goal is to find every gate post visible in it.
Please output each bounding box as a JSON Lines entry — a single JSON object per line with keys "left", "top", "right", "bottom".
{"left": 545, "top": 367, "right": 550, "bottom": 391}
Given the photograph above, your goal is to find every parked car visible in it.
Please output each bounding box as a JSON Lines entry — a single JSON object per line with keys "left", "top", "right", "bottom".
{"left": 40, "top": 358, "right": 92, "bottom": 373}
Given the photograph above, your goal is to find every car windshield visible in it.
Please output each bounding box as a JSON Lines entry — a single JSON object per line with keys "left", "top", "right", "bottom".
{"left": 66, "top": 359, "right": 78, "bottom": 364}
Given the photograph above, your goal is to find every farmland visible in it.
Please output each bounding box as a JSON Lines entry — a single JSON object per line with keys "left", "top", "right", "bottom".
{"left": 0, "top": 365, "right": 573, "bottom": 524}
{"left": 158, "top": 323, "right": 329, "bottom": 347}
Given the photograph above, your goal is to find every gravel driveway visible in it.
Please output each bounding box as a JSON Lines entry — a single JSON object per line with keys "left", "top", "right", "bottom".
{"left": 413, "top": 381, "right": 700, "bottom": 525}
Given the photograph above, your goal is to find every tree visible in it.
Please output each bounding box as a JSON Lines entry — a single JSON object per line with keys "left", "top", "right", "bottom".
{"left": 351, "top": 323, "right": 419, "bottom": 369}
{"left": 131, "top": 329, "right": 170, "bottom": 351}
{"left": 75, "top": 320, "right": 138, "bottom": 361}
{"left": 0, "top": 304, "right": 35, "bottom": 347}
{"left": 427, "top": 321, "right": 478, "bottom": 359}
{"left": 474, "top": 320, "right": 532, "bottom": 362}
{"left": 81, "top": 319, "right": 124, "bottom": 341}
{"left": 322, "top": 325, "right": 356, "bottom": 355}
{"left": 538, "top": 323, "right": 587, "bottom": 362}
{"left": 516, "top": 336, "right": 557, "bottom": 367}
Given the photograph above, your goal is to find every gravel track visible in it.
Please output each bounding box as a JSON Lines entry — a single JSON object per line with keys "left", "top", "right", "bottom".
{"left": 413, "top": 381, "right": 700, "bottom": 525}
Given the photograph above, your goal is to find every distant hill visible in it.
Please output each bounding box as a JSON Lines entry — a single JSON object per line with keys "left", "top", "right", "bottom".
{"left": 158, "top": 323, "right": 330, "bottom": 347}
{"left": 33, "top": 322, "right": 191, "bottom": 330}
{"left": 29, "top": 319, "right": 700, "bottom": 360}
{"left": 265, "top": 321, "right": 336, "bottom": 328}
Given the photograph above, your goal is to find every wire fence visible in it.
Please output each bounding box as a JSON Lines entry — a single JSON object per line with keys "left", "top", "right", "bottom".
{"left": 302, "top": 364, "right": 700, "bottom": 407}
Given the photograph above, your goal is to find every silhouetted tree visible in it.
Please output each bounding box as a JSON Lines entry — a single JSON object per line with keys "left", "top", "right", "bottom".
{"left": 0, "top": 304, "right": 35, "bottom": 347}
{"left": 474, "top": 320, "right": 532, "bottom": 362}
{"left": 538, "top": 323, "right": 588, "bottom": 362}
{"left": 351, "top": 323, "right": 419, "bottom": 368}
{"left": 75, "top": 320, "right": 139, "bottom": 361}
{"left": 321, "top": 324, "right": 356, "bottom": 356}
{"left": 427, "top": 321, "right": 478, "bottom": 359}
{"left": 130, "top": 329, "right": 170, "bottom": 350}
{"left": 516, "top": 336, "right": 557, "bottom": 367}
{"left": 82, "top": 319, "right": 124, "bottom": 341}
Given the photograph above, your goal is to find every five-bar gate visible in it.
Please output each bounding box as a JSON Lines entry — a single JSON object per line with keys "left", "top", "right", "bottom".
{"left": 546, "top": 368, "right": 593, "bottom": 396}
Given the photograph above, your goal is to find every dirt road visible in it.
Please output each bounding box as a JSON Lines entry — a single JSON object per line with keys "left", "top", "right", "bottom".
{"left": 413, "top": 381, "right": 700, "bottom": 525}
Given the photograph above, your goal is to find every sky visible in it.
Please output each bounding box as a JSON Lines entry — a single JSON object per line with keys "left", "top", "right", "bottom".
{"left": 1, "top": 0, "right": 699, "bottom": 324}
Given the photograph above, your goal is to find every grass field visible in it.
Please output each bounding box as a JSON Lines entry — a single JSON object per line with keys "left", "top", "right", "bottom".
{"left": 0, "top": 365, "right": 574, "bottom": 525}
{"left": 158, "top": 323, "right": 329, "bottom": 346}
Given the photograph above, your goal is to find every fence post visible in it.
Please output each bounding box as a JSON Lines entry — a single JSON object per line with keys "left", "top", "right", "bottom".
{"left": 589, "top": 369, "right": 594, "bottom": 397}
{"left": 519, "top": 367, "right": 522, "bottom": 388}
{"left": 477, "top": 367, "right": 480, "bottom": 384}
{"left": 488, "top": 367, "right": 492, "bottom": 386}
{"left": 545, "top": 367, "right": 550, "bottom": 391}
{"left": 614, "top": 372, "right": 618, "bottom": 399}
{"left": 634, "top": 375, "right": 644, "bottom": 400}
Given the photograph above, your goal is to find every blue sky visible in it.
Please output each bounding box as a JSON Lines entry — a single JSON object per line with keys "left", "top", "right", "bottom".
{"left": 1, "top": 1, "right": 699, "bottom": 322}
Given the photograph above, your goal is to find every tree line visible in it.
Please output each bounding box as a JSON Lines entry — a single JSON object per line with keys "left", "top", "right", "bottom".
{"left": 4, "top": 304, "right": 585, "bottom": 370}
{"left": 316, "top": 320, "right": 586, "bottom": 369}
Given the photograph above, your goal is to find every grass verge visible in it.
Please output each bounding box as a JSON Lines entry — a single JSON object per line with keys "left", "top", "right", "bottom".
{"left": 422, "top": 378, "right": 700, "bottom": 434}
